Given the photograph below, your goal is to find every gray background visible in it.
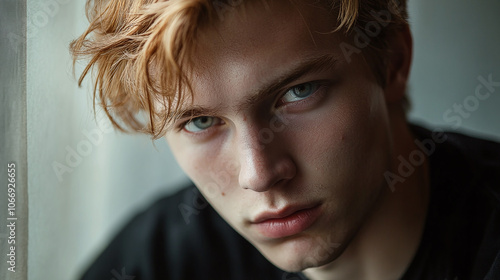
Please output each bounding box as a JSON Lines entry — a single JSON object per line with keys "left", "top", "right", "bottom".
{"left": 0, "top": 0, "right": 499, "bottom": 279}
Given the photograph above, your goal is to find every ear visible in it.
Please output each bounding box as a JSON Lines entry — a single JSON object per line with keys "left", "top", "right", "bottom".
{"left": 384, "top": 24, "right": 413, "bottom": 104}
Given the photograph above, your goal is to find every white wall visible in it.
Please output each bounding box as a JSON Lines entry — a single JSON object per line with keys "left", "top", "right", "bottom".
{"left": 25, "top": 1, "right": 188, "bottom": 279}
{"left": 0, "top": 1, "right": 28, "bottom": 279}
{"left": 1, "top": 0, "right": 498, "bottom": 279}
{"left": 408, "top": 0, "right": 500, "bottom": 140}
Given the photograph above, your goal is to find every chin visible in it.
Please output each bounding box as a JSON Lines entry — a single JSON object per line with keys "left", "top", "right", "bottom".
{"left": 256, "top": 234, "right": 343, "bottom": 272}
{"left": 271, "top": 251, "right": 339, "bottom": 273}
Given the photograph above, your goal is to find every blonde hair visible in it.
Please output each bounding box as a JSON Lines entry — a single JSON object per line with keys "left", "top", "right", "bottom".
{"left": 70, "top": 0, "right": 408, "bottom": 139}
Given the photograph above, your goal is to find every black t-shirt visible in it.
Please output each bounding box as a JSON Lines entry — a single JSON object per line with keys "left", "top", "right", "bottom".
{"left": 80, "top": 125, "right": 500, "bottom": 280}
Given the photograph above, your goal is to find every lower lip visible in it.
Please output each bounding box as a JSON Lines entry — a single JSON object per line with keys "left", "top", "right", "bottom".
{"left": 254, "top": 205, "right": 321, "bottom": 239}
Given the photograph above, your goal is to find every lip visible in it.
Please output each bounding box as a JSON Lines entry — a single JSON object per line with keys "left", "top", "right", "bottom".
{"left": 251, "top": 204, "right": 322, "bottom": 239}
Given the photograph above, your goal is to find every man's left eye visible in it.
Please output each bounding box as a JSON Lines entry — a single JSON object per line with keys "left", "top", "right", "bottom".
{"left": 281, "top": 82, "right": 320, "bottom": 103}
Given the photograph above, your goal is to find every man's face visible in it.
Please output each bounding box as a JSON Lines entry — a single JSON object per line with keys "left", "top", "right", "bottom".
{"left": 166, "top": 0, "right": 395, "bottom": 271}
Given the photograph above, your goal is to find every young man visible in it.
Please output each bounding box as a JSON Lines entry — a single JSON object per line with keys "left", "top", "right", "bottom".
{"left": 71, "top": 0, "right": 500, "bottom": 279}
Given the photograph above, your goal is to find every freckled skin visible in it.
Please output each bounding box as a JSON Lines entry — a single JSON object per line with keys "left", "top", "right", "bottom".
{"left": 166, "top": 0, "right": 425, "bottom": 278}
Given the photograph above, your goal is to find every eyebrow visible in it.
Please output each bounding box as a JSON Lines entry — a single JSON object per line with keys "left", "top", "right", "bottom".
{"left": 236, "top": 54, "right": 338, "bottom": 112}
{"left": 172, "top": 54, "right": 338, "bottom": 123}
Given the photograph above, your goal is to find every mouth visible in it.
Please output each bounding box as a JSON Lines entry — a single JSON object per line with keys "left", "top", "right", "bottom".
{"left": 251, "top": 204, "right": 322, "bottom": 239}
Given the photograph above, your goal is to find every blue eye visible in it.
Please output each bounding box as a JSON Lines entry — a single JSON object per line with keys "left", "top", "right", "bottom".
{"left": 184, "top": 116, "right": 220, "bottom": 132}
{"left": 282, "top": 82, "right": 319, "bottom": 103}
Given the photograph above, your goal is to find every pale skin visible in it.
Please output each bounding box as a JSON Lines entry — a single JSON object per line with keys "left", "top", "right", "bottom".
{"left": 165, "top": 1, "right": 429, "bottom": 279}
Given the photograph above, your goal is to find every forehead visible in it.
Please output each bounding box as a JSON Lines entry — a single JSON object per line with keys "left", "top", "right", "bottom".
{"left": 194, "top": 0, "right": 339, "bottom": 67}
{"left": 182, "top": 0, "right": 348, "bottom": 112}
{"left": 205, "top": 2, "right": 334, "bottom": 50}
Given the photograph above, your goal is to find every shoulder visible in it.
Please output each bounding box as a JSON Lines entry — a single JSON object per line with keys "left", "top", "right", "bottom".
{"left": 79, "top": 185, "right": 289, "bottom": 280}
{"left": 444, "top": 129, "right": 500, "bottom": 190}
{"left": 409, "top": 124, "right": 500, "bottom": 279}
{"left": 440, "top": 127, "right": 500, "bottom": 203}
{"left": 412, "top": 124, "right": 500, "bottom": 199}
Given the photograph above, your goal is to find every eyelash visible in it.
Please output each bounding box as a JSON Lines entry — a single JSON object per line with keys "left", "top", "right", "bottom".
{"left": 276, "top": 81, "right": 327, "bottom": 108}
{"left": 177, "top": 80, "right": 328, "bottom": 134}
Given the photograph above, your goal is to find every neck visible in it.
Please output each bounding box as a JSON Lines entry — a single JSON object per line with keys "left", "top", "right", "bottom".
{"left": 303, "top": 116, "right": 430, "bottom": 280}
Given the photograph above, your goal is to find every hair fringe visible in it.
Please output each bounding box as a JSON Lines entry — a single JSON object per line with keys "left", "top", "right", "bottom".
{"left": 335, "top": 0, "right": 359, "bottom": 32}
{"left": 70, "top": 0, "right": 409, "bottom": 139}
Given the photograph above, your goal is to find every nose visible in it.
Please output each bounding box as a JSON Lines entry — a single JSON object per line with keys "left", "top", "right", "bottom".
{"left": 237, "top": 126, "right": 296, "bottom": 192}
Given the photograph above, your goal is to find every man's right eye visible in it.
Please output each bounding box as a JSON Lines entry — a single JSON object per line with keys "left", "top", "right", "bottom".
{"left": 184, "top": 116, "right": 221, "bottom": 133}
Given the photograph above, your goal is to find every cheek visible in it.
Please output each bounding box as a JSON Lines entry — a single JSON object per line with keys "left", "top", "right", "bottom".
{"left": 288, "top": 84, "right": 388, "bottom": 162}
{"left": 168, "top": 137, "right": 242, "bottom": 210}
{"left": 285, "top": 81, "right": 391, "bottom": 196}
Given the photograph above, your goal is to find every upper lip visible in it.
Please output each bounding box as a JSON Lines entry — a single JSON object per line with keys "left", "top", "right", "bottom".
{"left": 251, "top": 203, "right": 319, "bottom": 224}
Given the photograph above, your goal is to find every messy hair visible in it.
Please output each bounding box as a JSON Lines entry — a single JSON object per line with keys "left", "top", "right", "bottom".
{"left": 70, "top": 0, "right": 408, "bottom": 139}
